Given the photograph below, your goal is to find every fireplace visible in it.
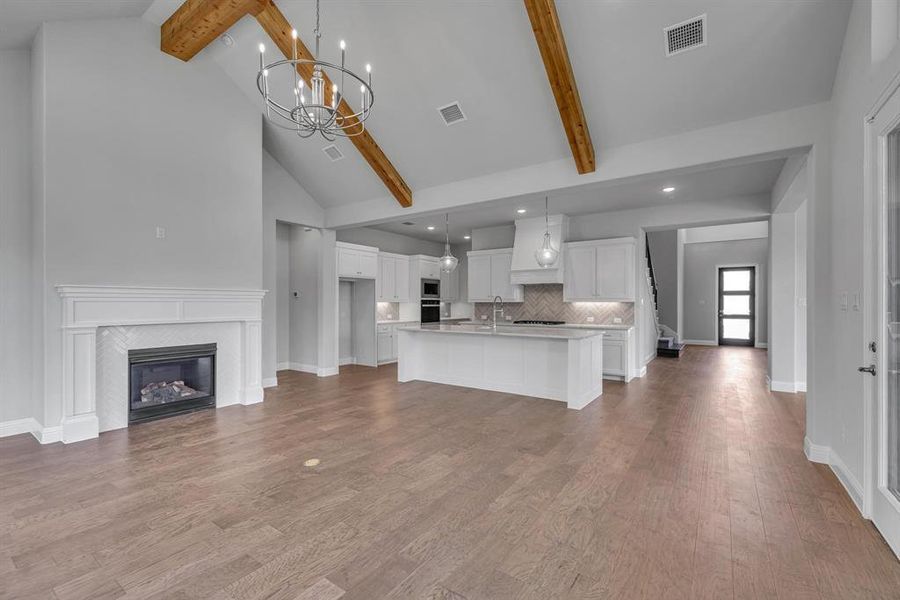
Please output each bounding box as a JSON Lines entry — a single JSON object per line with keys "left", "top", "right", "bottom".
{"left": 128, "top": 344, "right": 216, "bottom": 424}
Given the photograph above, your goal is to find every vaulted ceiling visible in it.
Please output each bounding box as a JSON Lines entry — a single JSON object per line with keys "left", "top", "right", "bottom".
{"left": 184, "top": 0, "right": 848, "bottom": 210}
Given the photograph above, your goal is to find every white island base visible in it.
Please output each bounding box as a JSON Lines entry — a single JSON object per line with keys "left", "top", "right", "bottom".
{"left": 397, "top": 325, "right": 603, "bottom": 410}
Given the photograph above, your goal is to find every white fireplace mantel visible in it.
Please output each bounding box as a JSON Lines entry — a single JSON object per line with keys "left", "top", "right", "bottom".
{"left": 56, "top": 285, "right": 267, "bottom": 444}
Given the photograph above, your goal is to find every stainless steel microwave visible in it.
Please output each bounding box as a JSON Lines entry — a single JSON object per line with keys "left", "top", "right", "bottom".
{"left": 421, "top": 279, "right": 440, "bottom": 299}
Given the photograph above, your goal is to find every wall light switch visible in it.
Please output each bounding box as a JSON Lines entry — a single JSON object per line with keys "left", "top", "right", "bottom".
{"left": 840, "top": 292, "right": 849, "bottom": 311}
{"left": 155, "top": 226, "right": 166, "bottom": 239}
{"left": 586, "top": 316, "right": 595, "bottom": 323}
{"left": 852, "top": 292, "right": 860, "bottom": 312}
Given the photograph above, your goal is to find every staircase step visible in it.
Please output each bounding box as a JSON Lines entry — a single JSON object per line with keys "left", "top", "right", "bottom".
{"left": 657, "top": 342, "right": 685, "bottom": 358}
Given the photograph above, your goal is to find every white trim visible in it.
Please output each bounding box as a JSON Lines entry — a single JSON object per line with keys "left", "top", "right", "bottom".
{"left": 683, "top": 339, "right": 717, "bottom": 346}
{"left": 631, "top": 365, "right": 648, "bottom": 379}
{"left": 276, "top": 361, "right": 290, "bottom": 371}
{"left": 755, "top": 342, "right": 768, "bottom": 349}
{"left": 770, "top": 380, "right": 800, "bottom": 393}
{"left": 262, "top": 377, "right": 278, "bottom": 388}
{"left": 796, "top": 381, "right": 807, "bottom": 392}
{"left": 339, "top": 356, "right": 356, "bottom": 366}
{"left": 317, "top": 367, "right": 339, "bottom": 377}
{"left": 0, "top": 418, "right": 38, "bottom": 439}
{"left": 0, "top": 418, "right": 64, "bottom": 445}
{"left": 286, "top": 362, "right": 317, "bottom": 373}
{"left": 804, "top": 438, "right": 865, "bottom": 514}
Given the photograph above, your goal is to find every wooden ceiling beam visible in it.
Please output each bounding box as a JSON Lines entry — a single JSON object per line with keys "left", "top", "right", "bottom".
{"left": 524, "top": 0, "right": 595, "bottom": 174}
{"left": 161, "top": 0, "right": 267, "bottom": 61}
{"left": 254, "top": 1, "right": 412, "bottom": 207}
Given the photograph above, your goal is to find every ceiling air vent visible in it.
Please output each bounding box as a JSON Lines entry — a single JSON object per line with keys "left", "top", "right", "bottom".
{"left": 322, "top": 144, "right": 344, "bottom": 161}
{"left": 664, "top": 14, "right": 706, "bottom": 57}
{"left": 401, "top": 221, "right": 416, "bottom": 226}
{"left": 437, "top": 101, "right": 466, "bottom": 126}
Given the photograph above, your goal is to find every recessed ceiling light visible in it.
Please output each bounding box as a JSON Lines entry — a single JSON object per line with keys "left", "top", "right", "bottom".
{"left": 426, "top": 226, "right": 436, "bottom": 231}
{"left": 463, "top": 235, "right": 471, "bottom": 240}
{"left": 662, "top": 187, "right": 675, "bottom": 193}
{"left": 517, "top": 208, "right": 527, "bottom": 214}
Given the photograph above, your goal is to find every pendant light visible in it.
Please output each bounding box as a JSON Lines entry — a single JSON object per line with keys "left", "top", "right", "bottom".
{"left": 440, "top": 213, "right": 458, "bottom": 273}
{"left": 535, "top": 196, "right": 559, "bottom": 268}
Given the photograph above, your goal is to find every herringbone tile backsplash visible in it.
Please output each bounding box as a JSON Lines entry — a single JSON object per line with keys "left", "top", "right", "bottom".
{"left": 376, "top": 302, "right": 400, "bottom": 321}
{"left": 473, "top": 284, "right": 633, "bottom": 324}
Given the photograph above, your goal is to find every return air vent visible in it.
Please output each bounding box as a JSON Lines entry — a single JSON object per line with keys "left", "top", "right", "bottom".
{"left": 322, "top": 144, "right": 344, "bottom": 161}
{"left": 437, "top": 101, "right": 466, "bottom": 126}
{"left": 664, "top": 14, "right": 706, "bottom": 57}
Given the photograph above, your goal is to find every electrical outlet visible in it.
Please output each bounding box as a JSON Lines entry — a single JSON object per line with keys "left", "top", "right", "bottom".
{"left": 480, "top": 314, "right": 488, "bottom": 320}
{"left": 613, "top": 317, "right": 622, "bottom": 324}
{"left": 840, "top": 292, "right": 849, "bottom": 312}
{"left": 292, "top": 291, "right": 300, "bottom": 298}
{"left": 155, "top": 226, "right": 166, "bottom": 239}
{"left": 586, "top": 316, "right": 595, "bottom": 323}
{"left": 505, "top": 315, "right": 512, "bottom": 321}
{"left": 852, "top": 292, "right": 860, "bottom": 312}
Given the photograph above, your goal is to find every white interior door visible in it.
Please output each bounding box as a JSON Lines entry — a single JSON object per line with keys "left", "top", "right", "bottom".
{"left": 870, "top": 88, "right": 900, "bottom": 557}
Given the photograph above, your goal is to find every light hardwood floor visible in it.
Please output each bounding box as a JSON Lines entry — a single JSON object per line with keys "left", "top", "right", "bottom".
{"left": 2, "top": 346, "right": 899, "bottom": 599}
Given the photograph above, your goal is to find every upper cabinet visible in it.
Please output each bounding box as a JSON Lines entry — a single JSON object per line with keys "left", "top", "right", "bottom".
{"left": 563, "top": 237, "right": 635, "bottom": 302}
{"left": 466, "top": 249, "right": 524, "bottom": 302}
{"left": 377, "top": 253, "right": 410, "bottom": 302}
{"left": 337, "top": 242, "right": 378, "bottom": 279}
{"left": 440, "top": 264, "right": 459, "bottom": 301}
{"left": 419, "top": 258, "right": 440, "bottom": 281}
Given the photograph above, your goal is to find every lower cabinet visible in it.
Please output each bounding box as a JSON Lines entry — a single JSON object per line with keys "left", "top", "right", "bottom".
{"left": 599, "top": 328, "right": 634, "bottom": 382}
{"left": 377, "top": 323, "right": 404, "bottom": 364}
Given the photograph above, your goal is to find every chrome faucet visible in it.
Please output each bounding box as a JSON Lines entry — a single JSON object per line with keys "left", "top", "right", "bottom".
{"left": 492, "top": 296, "right": 504, "bottom": 329}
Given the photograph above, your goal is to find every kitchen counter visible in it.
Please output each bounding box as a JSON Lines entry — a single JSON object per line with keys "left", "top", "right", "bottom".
{"left": 397, "top": 323, "right": 604, "bottom": 410}
{"left": 460, "top": 320, "right": 633, "bottom": 331}
{"left": 398, "top": 322, "right": 605, "bottom": 340}
{"left": 377, "top": 318, "right": 470, "bottom": 325}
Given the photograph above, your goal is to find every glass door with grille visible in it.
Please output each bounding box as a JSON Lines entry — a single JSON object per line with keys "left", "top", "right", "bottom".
{"left": 718, "top": 267, "right": 755, "bottom": 346}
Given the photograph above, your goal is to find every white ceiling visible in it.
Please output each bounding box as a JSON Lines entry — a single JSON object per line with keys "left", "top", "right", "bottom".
{"left": 0, "top": 0, "right": 153, "bottom": 50}
{"left": 197, "top": 0, "right": 847, "bottom": 209}
{"left": 369, "top": 156, "right": 786, "bottom": 243}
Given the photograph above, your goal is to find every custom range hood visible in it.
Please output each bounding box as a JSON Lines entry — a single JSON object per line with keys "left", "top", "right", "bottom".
{"left": 510, "top": 214, "right": 569, "bottom": 285}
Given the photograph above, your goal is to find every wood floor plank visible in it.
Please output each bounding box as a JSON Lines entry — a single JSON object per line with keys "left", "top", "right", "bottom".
{"left": 1, "top": 347, "right": 898, "bottom": 599}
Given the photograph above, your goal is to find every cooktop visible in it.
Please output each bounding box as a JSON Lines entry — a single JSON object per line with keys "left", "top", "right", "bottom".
{"left": 513, "top": 320, "right": 566, "bottom": 326}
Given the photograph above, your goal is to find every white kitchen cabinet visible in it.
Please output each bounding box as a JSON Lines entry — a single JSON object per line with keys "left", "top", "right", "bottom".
{"left": 377, "top": 330, "right": 393, "bottom": 363}
{"left": 466, "top": 249, "right": 523, "bottom": 302}
{"left": 377, "top": 253, "right": 411, "bottom": 302}
{"left": 563, "top": 238, "right": 635, "bottom": 302}
{"left": 337, "top": 242, "right": 378, "bottom": 279}
{"left": 597, "top": 327, "right": 633, "bottom": 381}
{"left": 420, "top": 259, "right": 440, "bottom": 280}
{"left": 407, "top": 255, "right": 441, "bottom": 300}
{"left": 467, "top": 254, "right": 492, "bottom": 301}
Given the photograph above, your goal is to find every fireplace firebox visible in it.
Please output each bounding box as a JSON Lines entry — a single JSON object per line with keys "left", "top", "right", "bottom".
{"left": 128, "top": 344, "right": 216, "bottom": 424}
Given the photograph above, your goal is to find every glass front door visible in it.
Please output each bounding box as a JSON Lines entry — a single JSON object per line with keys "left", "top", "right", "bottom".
{"left": 718, "top": 266, "right": 755, "bottom": 346}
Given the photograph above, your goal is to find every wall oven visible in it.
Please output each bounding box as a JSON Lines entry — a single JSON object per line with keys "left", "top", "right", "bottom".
{"left": 420, "top": 300, "right": 441, "bottom": 324}
{"left": 421, "top": 278, "right": 440, "bottom": 299}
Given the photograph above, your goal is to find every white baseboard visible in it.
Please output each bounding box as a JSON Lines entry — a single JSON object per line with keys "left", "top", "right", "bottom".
{"left": 276, "top": 361, "right": 290, "bottom": 371}
{"left": 262, "top": 377, "right": 278, "bottom": 388}
{"left": 755, "top": 342, "right": 768, "bottom": 349}
{"left": 631, "top": 366, "right": 647, "bottom": 379}
{"left": 317, "top": 367, "right": 339, "bottom": 377}
{"left": 803, "top": 437, "right": 864, "bottom": 513}
{"left": 0, "top": 418, "right": 38, "bottom": 439}
{"left": 339, "top": 356, "right": 356, "bottom": 366}
{"left": 769, "top": 379, "right": 806, "bottom": 393}
{"left": 683, "top": 339, "right": 717, "bottom": 346}
{"left": 1, "top": 417, "right": 63, "bottom": 444}
{"left": 287, "top": 362, "right": 317, "bottom": 374}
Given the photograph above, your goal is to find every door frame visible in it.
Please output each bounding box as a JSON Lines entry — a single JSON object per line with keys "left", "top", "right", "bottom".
{"left": 715, "top": 263, "right": 759, "bottom": 347}
{"left": 863, "top": 69, "right": 900, "bottom": 554}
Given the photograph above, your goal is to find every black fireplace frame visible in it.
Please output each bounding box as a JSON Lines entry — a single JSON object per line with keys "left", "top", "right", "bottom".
{"left": 128, "top": 343, "right": 217, "bottom": 424}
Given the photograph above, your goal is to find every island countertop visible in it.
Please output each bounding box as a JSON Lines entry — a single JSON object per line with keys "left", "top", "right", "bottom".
{"left": 398, "top": 322, "right": 605, "bottom": 340}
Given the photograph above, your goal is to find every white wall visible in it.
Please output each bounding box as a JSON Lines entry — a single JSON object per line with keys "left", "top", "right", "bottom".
{"left": 769, "top": 211, "right": 798, "bottom": 383}
{"left": 289, "top": 227, "right": 321, "bottom": 368}
{"left": 275, "top": 222, "right": 291, "bottom": 367}
{"left": 683, "top": 221, "right": 769, "bottom": 244}
{"left": 0, "top": 50, "right": 33, "bottom": 423}
{"left": 32, "top": 18, "right": 264, "bottom": 428}
{"left": 336, "top": 227, "right": 444, "bottom": 256}
{"left": 796, "top": 200, "right": 807, "bottom": 388}
{"left": 682, "top": 239, "right": 769, "bottom": 345}
{"left": 262, "top": 150, "right": 325, "bottom": 384}
{"left": 809, "top": 0, "right": 900, "bottom": 506}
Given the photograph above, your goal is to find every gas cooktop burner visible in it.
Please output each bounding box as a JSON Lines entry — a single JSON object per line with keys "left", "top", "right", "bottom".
{"left": 513, "top": 320, "right": 566, "bottom": 326}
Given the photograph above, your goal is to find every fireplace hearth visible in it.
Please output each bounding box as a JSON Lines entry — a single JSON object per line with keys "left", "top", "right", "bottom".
{"left": 128, "top": 344, "right": 216, "bottom": 424}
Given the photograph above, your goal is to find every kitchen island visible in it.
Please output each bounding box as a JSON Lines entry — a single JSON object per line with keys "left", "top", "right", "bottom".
{"left": 397, "top": 323, "right": 604, "bottom": 409}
